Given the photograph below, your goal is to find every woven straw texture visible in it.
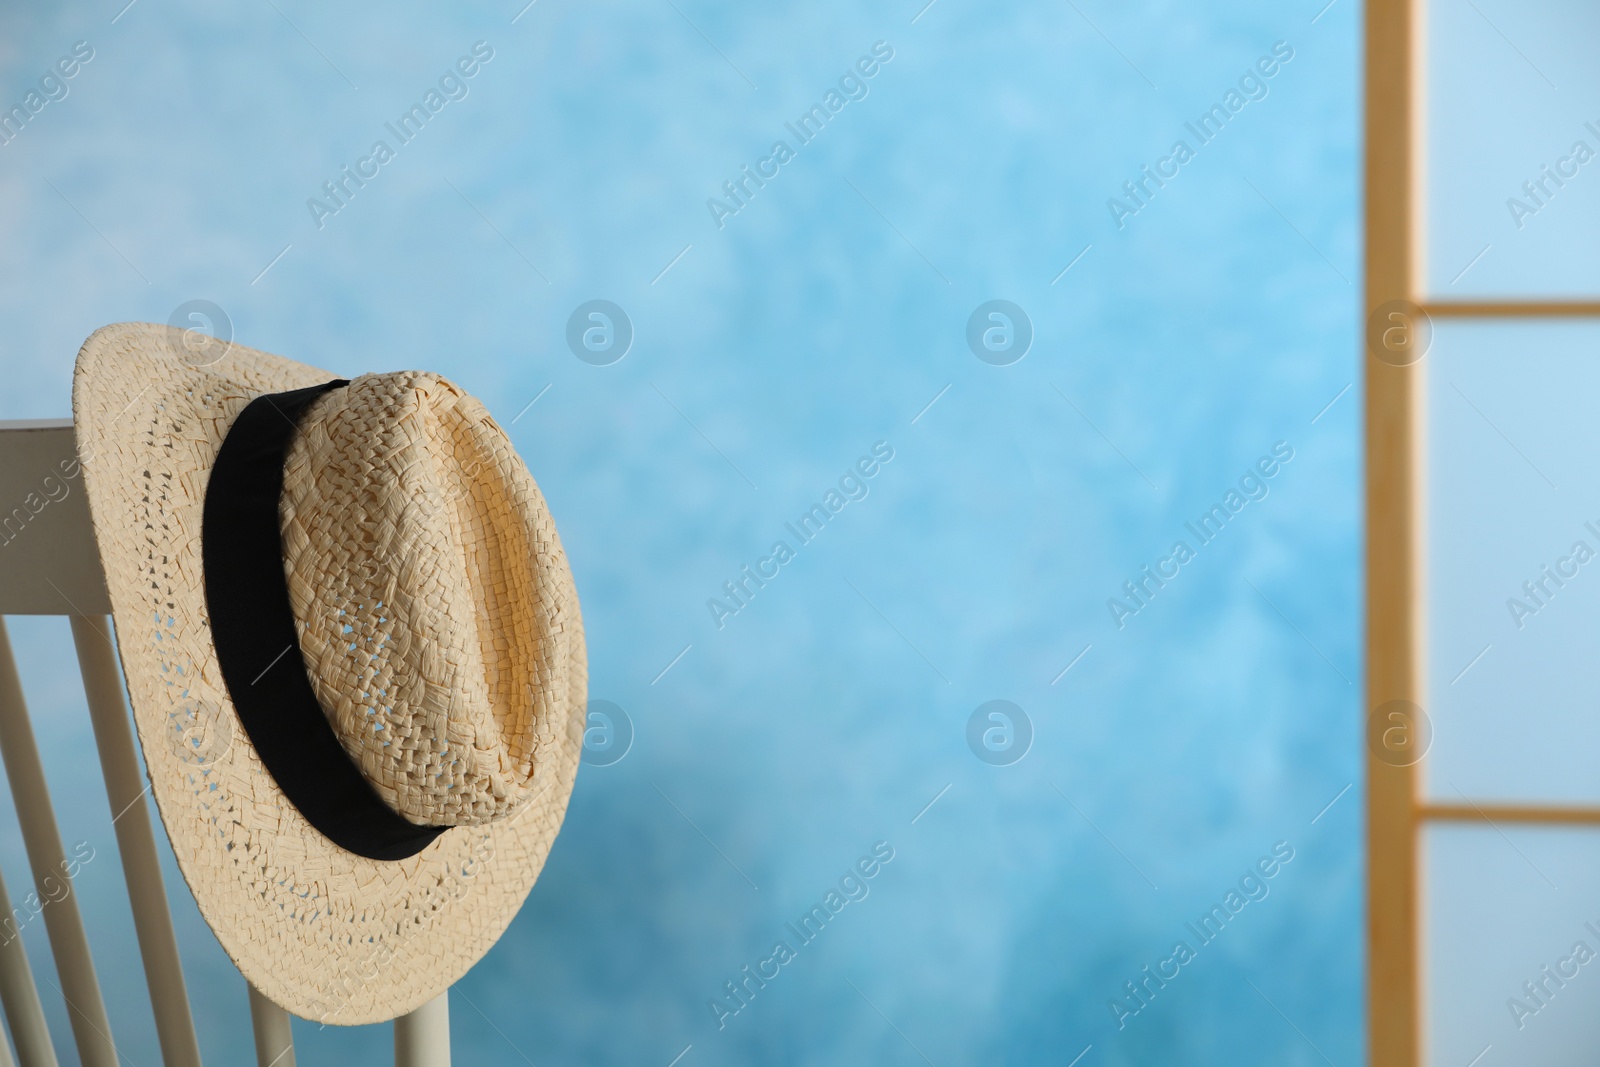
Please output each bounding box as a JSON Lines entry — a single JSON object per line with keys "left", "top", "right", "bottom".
{"left": 71, "top": 323, "right": 585, "bottom": 1024}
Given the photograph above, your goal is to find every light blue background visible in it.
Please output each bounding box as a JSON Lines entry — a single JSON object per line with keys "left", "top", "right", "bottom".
{"left": 0, "top": 1, "right": 1360, "bottom": 1064}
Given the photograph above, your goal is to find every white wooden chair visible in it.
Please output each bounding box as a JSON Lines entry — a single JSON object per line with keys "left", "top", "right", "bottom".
{"left": 0, "top": 419, "right": 452, "bottom": 1067}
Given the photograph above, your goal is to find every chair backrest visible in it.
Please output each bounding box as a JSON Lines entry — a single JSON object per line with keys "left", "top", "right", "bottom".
{"left": 0, "top": 419, "right": 451, "bottom": 1067}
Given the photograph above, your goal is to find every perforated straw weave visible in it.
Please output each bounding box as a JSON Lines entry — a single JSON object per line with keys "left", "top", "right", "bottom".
{"left": 71, "top": 323, "right": 585, "bottom": 1024}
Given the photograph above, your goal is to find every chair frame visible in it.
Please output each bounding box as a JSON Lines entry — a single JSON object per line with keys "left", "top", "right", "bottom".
{"left": 0, "top": 418, "right": 450, "bottom": 1067}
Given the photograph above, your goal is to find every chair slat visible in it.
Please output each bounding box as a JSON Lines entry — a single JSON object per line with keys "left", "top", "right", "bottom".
{"left": 393, "top": 991, "right": 450, "bottom": 1067}
{"left": 0, "top": 620, "right": 117, "bottom": 1067}
{"left": 248, "top": 985, "right": 295, "bottom": 1067}
{"left": 70, "top": 616, "right": 202, "bottom": 1067}
{"left": 0, "top": 999, "right": 15, "bottom": 1067}
{"left": 0, "top": 864, "right": 57, "bottom": 1067}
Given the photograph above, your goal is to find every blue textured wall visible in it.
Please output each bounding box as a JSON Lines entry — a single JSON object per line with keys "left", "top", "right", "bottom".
{"left": 0, "top": 1, "right": 1360, "bottom": 1063}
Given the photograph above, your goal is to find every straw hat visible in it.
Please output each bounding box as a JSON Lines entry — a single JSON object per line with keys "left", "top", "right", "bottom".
{"left": 71, "top": 322, "right": 585, "bottom": 1024}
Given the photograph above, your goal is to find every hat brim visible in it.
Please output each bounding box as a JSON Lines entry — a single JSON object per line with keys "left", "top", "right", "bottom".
{"left": 71, "top": 323, "right": 584, "bottom": 1024}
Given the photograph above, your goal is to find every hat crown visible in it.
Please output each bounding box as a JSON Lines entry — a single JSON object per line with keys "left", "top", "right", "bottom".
{"left": 279, "top": 371, "right": 571, "bottom": 827}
